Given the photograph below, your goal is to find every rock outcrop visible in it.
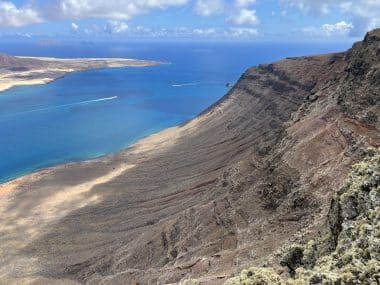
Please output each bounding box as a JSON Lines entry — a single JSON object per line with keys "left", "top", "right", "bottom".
{"left": 224, "top": 148, "right": 380, "bottom": 284}
{"left": 0, "top": 29, "right": 379, "bottom": 284}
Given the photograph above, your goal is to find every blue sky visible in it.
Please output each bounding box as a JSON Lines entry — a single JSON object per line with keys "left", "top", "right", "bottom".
{"left": 0, "top": 0, "right": 379, "bottom": 41}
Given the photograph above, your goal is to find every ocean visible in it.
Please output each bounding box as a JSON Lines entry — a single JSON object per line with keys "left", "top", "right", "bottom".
{"left": 0, "top": 40, "right": 353, "bottom": 183}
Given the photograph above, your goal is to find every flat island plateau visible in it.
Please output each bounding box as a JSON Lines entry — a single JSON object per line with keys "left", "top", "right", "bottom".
{"left": 0, "top": 29, "right": 379, "bottom": 285}
{"left": 0, "top": 54, "right": 160, "bottom": 92}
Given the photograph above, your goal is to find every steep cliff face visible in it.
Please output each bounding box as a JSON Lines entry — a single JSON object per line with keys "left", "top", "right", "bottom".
{"left": 338, "top": 29, "right": 380, "bottom": 125}
{"left": 0, "top": 30, "right": 379, "bottom": 285}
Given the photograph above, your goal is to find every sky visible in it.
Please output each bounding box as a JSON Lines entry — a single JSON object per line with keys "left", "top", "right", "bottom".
{"left": 0, "top": 0, "right": 379, "bottom": 41}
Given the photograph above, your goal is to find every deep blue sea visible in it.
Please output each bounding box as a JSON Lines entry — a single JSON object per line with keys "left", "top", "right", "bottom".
{"left": 0, "top": 40, "right": 353, "bottom": 183}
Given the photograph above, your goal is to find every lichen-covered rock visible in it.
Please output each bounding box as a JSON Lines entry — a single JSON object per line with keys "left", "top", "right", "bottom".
{"left": 224, "top": 267, "right": 285, "bottom": 285}
{"left": 224, "top": 148, "right": 380, "bottom": 285}
{"left": 177, "top": 279, "right": 201, "bottom": 285}
{"left": 292, "top": 148, "right": 380, "bottom": 284}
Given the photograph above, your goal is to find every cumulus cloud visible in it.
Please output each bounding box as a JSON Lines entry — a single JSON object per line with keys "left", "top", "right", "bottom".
{"left": 111, "top": 25, "right": 258, "bottom": 39}
{"left": 235, "top": 0, "right": 256, "bottom": 7}
{"left": 104, "top": 20, "right": 129, "bottom": 34}
{"left": 228, "top": 27, "right": 258, "bottom": 37}
{"left": 302, "top": 21, "right": 354, "bottom": 37}
{"left": 192, "top": 27, "right": 217, "bottom": 36}
{"left": 194, "top": 0, "right": 224, "bottom": 16}
{"left": 0, "top": 1, "right": 42, "bottom": 27}
{"left": 227, "top": 8, "right": 259, "bottom": 26}
{"left": 339, "top": 1, "right": 380, "bottom": 35}
{"left": 281, "top": 0, "right": 333, "bottom": 15}
{"left": 322, "top": 21, "right": 353, "bottom": 36}
{"left": 282, "top": 0, "right": 380, "bottom": 35}
{"left": 57, "top": 0, "right": 189, "bottom": 20}
{"left": 0, "top": 0, "right": 192, "bottom": 27}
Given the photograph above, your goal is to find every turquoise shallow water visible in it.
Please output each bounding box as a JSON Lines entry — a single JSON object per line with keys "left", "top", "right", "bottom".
{"left": 0, "top": 41, "right": 353, "bottom": 183}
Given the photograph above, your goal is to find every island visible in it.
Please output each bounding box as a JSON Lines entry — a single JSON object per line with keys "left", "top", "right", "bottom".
{"left": 0, "top": 54, "right": 162, "bottom": 92}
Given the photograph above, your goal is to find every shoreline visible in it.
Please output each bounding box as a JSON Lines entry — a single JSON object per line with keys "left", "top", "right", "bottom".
{"left": 0, "top": 112, "right": 206, "bottom": 194}
{"left": 0, "top": 76, "right": 61, "bottom": 93}
{"left": 0, "top": 99, "right": 204, "bottom": 185}
{"left": 0, "top": 55, "right": 163, "bottom": 93}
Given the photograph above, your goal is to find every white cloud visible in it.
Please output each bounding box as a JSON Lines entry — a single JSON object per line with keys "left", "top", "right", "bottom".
{"left": 228, "top": 27, "right": 258, "bottom": 37}
{"left": 136, "top": 26, "right": 153, "bottom": 33}
{"left": 235, "top": 0, "right": 256, "bottom": 7}
{"left": 282, "top": 0, "right": 380, "bottom": 35}
{"left": 302, "top": 21, "right": 354, "bottom": 37}
{"left": 192, "top": 27, "right": 217, "bottom": 36}
{"left": 0, "top": 0, "right": 191, "bottom": 27}
{"left": 108, "top": 25, "right": 259, "bottom": 39}
{"left": 104, "top": 20, "right": 129, "bottom": 34}
{"left": 339, "top": 1, "right": 380, "bottom": 35}
{"left": 71, "top": 22, "right": 79, "bottom": 32}
{"left": 194, "top": 0, "right": 224, "bottom": 16}
{"left": 56, "top": 0, "right": 189, "bottom": 20}
{"left": 281, "top": 0, "right": 334, "bottom": 15}
{"left": 227, "top": 8, "right": 259, "bottom": 25}
{"left": 0, "top": 1, "right": 42, "bottom": 27}
{"left": 322, "top": 21, "right": 353, "bottom": 36}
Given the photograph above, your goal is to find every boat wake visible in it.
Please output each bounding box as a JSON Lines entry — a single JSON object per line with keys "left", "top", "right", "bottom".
{"left": 171, "top": 83, "right": 199, "bottom": 87}
{"left": 171, "top": 81, "right": 228, "bottom": 87}
{"left": 1, "top": 96, "right": 118, "bottom": 119}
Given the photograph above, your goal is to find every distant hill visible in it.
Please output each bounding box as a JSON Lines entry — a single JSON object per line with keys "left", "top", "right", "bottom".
{"left": 0, "top": 53, "right": 44, "bottom": 71}
{"left": 0, "top": 54, "right": 18, "bottom": 65}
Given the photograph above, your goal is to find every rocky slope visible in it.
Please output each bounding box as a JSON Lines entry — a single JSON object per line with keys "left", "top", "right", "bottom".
{"left": 0, "top": 29, "right": 379, "bottom": 285}
{"left": 224, "top": 148, "right": 380, "bottom": 284}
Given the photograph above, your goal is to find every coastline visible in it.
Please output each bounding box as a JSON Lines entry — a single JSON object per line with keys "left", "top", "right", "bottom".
{"left": 0, "top": 115, "right": 199, "bottom": 284}
{"left": 0, "top": 55, "right": 163, "bottom": 93}
{"left": 0, "top": 76, "right": 61, "bottom": 93}
{"left": 0, "top": 108, "right": 207, "bottom": 186}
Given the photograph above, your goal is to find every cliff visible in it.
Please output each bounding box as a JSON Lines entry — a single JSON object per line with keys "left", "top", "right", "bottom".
{"left": 0, "top": 29, "right": 379, "bottom": 284}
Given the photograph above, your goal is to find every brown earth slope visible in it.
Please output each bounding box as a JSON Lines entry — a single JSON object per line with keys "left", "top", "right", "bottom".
{"left": 0, "top": 29, "right": 379, "bottom": 284}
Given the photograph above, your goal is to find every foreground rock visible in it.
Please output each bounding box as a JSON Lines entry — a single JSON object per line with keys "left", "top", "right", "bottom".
{"left": 224, "top": 148, "right": 380, "bottom": 284}
{"left": 0, "top": 29, "right": 379, "bottom": 284}
{"left": 0, "top": 54, "right": 161, "bottom": 92}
